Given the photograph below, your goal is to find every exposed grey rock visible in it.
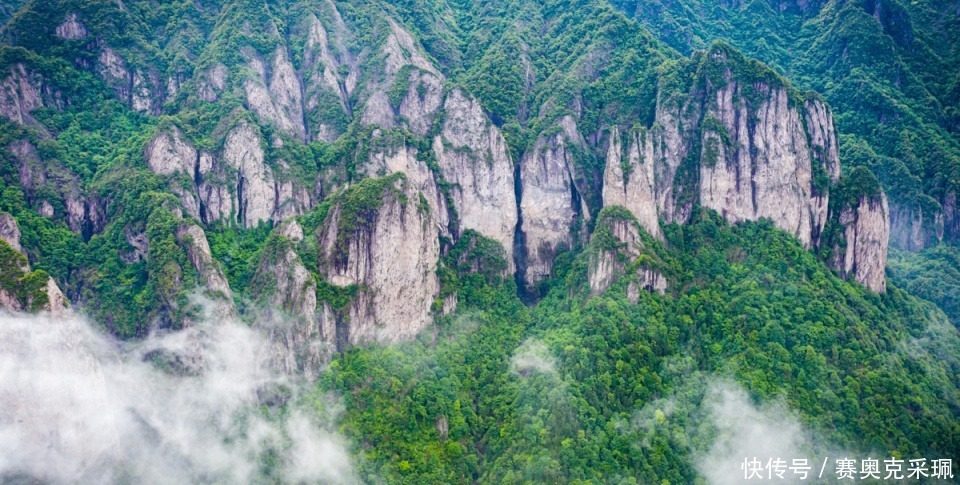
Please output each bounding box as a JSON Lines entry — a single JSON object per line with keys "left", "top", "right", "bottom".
{"left": 223, "top": 123, "right": 274, "bottom": 227}
{"left": 362, "top": 133, "right": 449, "bottom": 235}
{"left": 97, "top": 47, "right": 131, "bottom": 104}
{"left": 176, "top": 224, "right": 233, "bottom": 302}
{"left": 519, "top": 116, "right": 589, "bottom": 289}
{"left": 832, "top": 194, "right": 890, "bottom": 293}
{"left": 122, "top": 227, "right": 148, "bottom": 264}
{"left": 434, "top": 89, "right": 517, "bottom": 270}
{"left": 602, "top": 128, "right": 662, "bottom": 240}
{"left": 0, "top": 212, "right": 25, "bottom": 257}
{"left": 398, "top": 70, "right": 444, "bottom": 137}
{"left": 146, "top": 127, "right": 197, "bottom": 176}
{"left": 889, "top": 201, "right": 943, "bottom": 251}
{"left": 360, "top": 91, "right": 396, "bottom": 128}
{"left": 697, "top": 81, "right": 817, "bottom": 248}
{"left": 55, "top": 13, "right": 88, "bottom": 40}
{"left": 11, "top": 139, "right": 99, "bottom": 236}
{"left": 197, "top": 64, "right": 227, "bottom": 102}
{"left": 0, "top": 214, "right": 70, "bottom": 313}
{"left": 301, "top": 13, "right": 354, "bottom": 142}
{"left": 587, "top": 211, "right": 665, "bottom": 297}
{"left": 0, "top": 64, "right": 53, "bottom": 126}
{"left": 318, "top": 176, "right": 441, "bottom": 348}
{"left": 627, "top": 268, "right": 668, "bottom": 303}
{"left": 243, "top": 46, "right": 307, "bottom": 142}
{"left": 360, "top": 20, "right": 444, "bottom": 132}
{"left": 251, "top": 221, "right": 329, "bottom": 379}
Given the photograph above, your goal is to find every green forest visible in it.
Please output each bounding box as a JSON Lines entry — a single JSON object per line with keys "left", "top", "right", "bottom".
{"left": 0, "top": 0, "right": 958, "bottom": 482}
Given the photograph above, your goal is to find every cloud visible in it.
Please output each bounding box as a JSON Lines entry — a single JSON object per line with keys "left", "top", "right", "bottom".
{"left": 694, "top": 379, "right": 812, "bottom": 485}
{"left": 0, "top": 310, "right": 356, "bottom": 484}
{"left": 510, "top": 338, "right": 556, "bottom": 376}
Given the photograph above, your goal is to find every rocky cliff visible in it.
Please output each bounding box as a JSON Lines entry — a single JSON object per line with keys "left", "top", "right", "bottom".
{"left": 434, "top": 89, "right": 518, "bottom": 271}
{"left": 0, "top": 213, "right": 69, "bottom": 313}
{"left": 586, "top": 207, "right": 667, "bottom": 298}
{"left": 826, "top": 168, "right": 890, "bottom": 293}
{"left": 519, "top": 116, "right": 590, "bottom": 291}
{"left": 145, "top": 124, "right": 312, "bottom": 227}
{"left": 606, "top": 46, "right": 840, "bottom": 250}
{"left": 317, "top": 174, "right": 441, "bottom": 349}
{"left": 250, "top": 220, "right": 329, "bottom": 379}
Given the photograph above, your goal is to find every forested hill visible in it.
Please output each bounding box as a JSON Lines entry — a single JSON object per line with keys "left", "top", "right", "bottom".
{"left": 0, "top": 0, "right": 958, "bottom": 482}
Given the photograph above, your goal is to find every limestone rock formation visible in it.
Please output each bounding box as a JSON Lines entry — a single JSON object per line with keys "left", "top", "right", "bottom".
{"left": 827, "top": 168, "right": 890, "bottom": 293}
{"left": 0, "top": 212, "right": 24, "bottom": 256}
{"left": 11, "top": 139, "right": 103, "bottom": 236}
{"left": 519, "top": 116, "right": 589, "bottom": 290}
{"left": 602, "top": 47, "right": 843, "bottom": 252}
{"left": 0, "top": 63, "right": 60, "bottom": 127}
{"left": 586, "top": 207, "right": 666, "bottom": 297}
{"left": 317, "top": 175, "right": 441, "bottom": 349}
{"left": 175, "top": 224, "right": 233, "bottom": 302}
{"left": 300, "top": 12, "right": 355, "bottom": 142}
{"left": 55, "top": 13, "right": 88, "bottom": 40}
{"left": 602, "top": 129, "right": 662, "bottom": 240}
{"left": 146, "top": 127, "right": 197, "bottom": 176}
{"left": 888, "top": 202, "right": 943, "bottom": 251}
{"left": 0, "top": 213, "right": 70, "bottom": 313}
{"left": 830, "top": 193, "right": 890, "bottom": 293}
{"left": 434, "top": 89, "right": 518, "bottom": 271}
{"left": 250, "top": 221, "right": 329, "bottom": 380}
{"left": 243, "top": 46, "right": 307, "bottom": 142}
{"left": 144, "top": 124, "right": 313, "bottom": 227}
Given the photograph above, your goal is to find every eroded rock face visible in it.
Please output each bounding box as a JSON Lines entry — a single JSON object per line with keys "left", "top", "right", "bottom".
{"left": 146, "top": 127, "right": 197, "bottom": 176}
{"left": 197, "top": 64, "right": 227, "bottom": 102}
{"left": 250, "top": 221, "right": 328, "bottom": 380}
{"left": 244, "top": 46, "right": 307, "bottom": 142}
{"left": 12, "top": 139, "right": 102, "bottom": 236}
{"left": 144, "top": 124, "right": 313, "bottom": 226}
{"left": 602, "top": 50, "right": 842, "bottom": 253}
{"left": 889, "top": 202, "right": 943, "bottom": 251}
{"left": 317, "top": 176, "right": 441, "bottom": 349}
{"left": 586, "top": 210, "right": 665, "bottom": 297}
{"left": 176, "top": 224, "right": 232, "bottom": 302}
{"left": 94, "top": 47, "right": 160, "bottom": 114}
{"left": 360, "top": 20, "right": 444, "bottom": 133}
{"left": 0, "top": 64, "right": 55, "bottom": 126}
{"left": 832, "top": 194, "right": 890, "bottom": 293}
{"left": 224, "top": 124, "right": 275, "bottom": 227}
{"left": 301, "top": 13, "right": 354, "bottom": 142}
{"left": 0, "top": 213, "right": 70, "bottom": 313}
{"left": 519, "top": 116, "right": 589, "bottom": 289}
{"left": 398, "top": 69, "right": 444, "bottom": 137}
{"left": 0, "top": 212, "right": 25, "bottom": 256}
{"left": 602, "top": 129, "right": 662, "bottom": 240}
{"left": 626, "top": 268, "right": 667, "bottom": 303}
{"left": 55, "top": 13, "right": 88, "bottom": 40}
{"left": 697, "top": 81, "right": 817, "bottom": 248}
{"left": 434, "top": 89, "right": 517, "bottom": 269}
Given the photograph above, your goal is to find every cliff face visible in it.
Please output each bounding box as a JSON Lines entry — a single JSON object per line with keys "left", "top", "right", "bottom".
{"left": 317, "top": 175, "right": 441, "bottom": 349}
{"left": 520, "top": 116, "right": 589, "bottom": 290}
{"left": 614, "top": 48, "right": 840, "bottom": 250}
{"left": 586, "top": 208, "right": 666, "bottom": 297}
{"left": 827, "top": 169, "right": 891, "bottom": 293}
{"left": 434, "top": 89, "right": 518, "bottom": 271}
{"left": 250, "top": 221, "right": 329, "bottom": 380}
{"left": 145, "top": 124, "right": 312, "bottom": 227}
{"left": 0, "top": 64, "right": 60, "bottom": 127}
{"left": 602, "top": 129, "right": 662, "bottom": 240}
{"left": 0, "top": 213, "right": 69, "bottom": 313}
{"left": 832, "top": 194, "right": 890, "bottom": 293}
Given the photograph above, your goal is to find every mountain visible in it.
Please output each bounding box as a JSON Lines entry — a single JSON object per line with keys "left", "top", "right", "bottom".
{"left": 0, "top": 0, "right": 957, "bottom": 482}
